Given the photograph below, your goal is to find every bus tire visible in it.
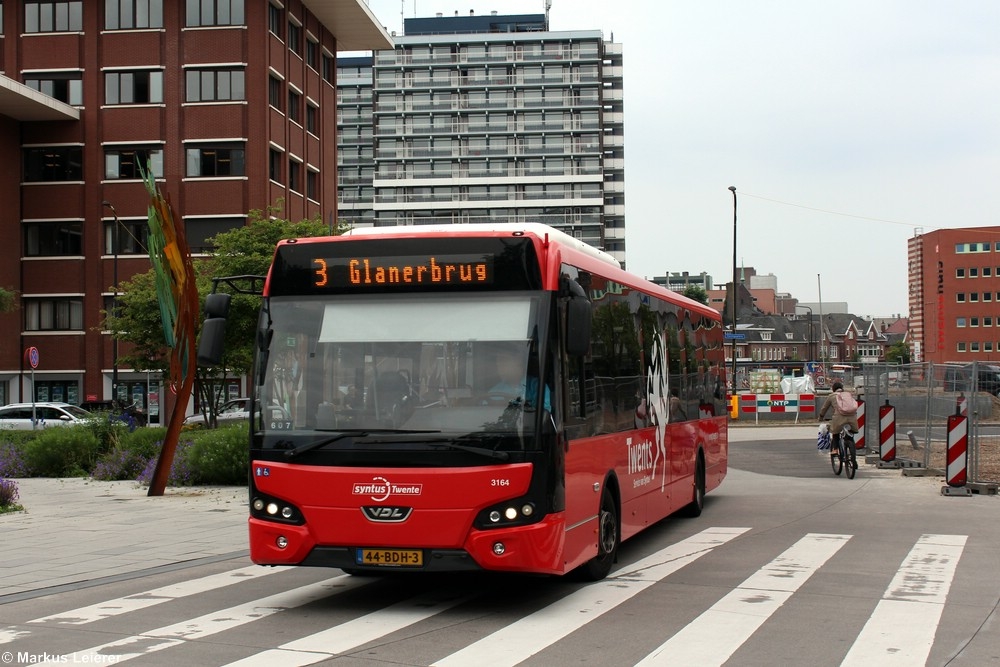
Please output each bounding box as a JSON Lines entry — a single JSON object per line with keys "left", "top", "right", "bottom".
{"left": 679, "top": 454, "right": 705, "bottom": 518}
{"left": 576, "top": 486, "right": 619, "bottom": 581}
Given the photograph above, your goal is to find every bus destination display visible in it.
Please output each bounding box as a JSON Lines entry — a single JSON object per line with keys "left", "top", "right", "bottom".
{"left": 313, "top": 254, "right": 494, "bottom": 288}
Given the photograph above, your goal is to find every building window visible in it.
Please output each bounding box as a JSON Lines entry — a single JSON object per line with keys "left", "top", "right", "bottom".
{"left": 23, "top": 146, "right": 83, "bottom": 182}
{"left": 307, "top": 169, "right": 318, "bottom": 201}
{"left": 957, "top": 342, "right": 967, "bottom": 352}
{"left": 289, "top": 159, "right": 301, "bottom": 193}
{"left": 105, "top": 70, "right": 163, "bottom": 104}
{"left": 105, "top": 147, "right": 163, "bottom": 179}
{"left": 24, "top": 73, "right": 83, "bottom": 105}
{"left": 957, "top": 318, "right": 966, "bottom": 328}
{"left": 971, "top": 342, "right": 981, "bottom": 352}
{"left": 24, "top": 221, "right": 83, "bottom": 257}
{"left": 306, "top": 103, "right": 318, "bottom": 134}
{"left": 105, "top": 0, "right": 163, "bottom": 29}
{"left": 322, "top": 53, "right": 334, "bottom": 84}
{"left": 105, "top": 219, "right": 148, "bottom": 255}
{"left": 185, "top": 144, "right": 246, "bottom": 177}
{"left": 25, "top": 2, "right": 83, "bottom": 32}
{"left": 186, "top": 0, "right": 245, "bottom": 27}
{"left": 269, "top": 148, "right": 283, "bottom": 182}
{"left": 288, "top": 21, "right": 301, "bottom": 55}
{"left": 986, "top": 317, "right": 994, "bottom": 327}
{"left": 956, "top": 268, "right": 965, "bottom": 278}
{"left": 186, "top": 68, "right": 245, "bottom": 102}
{"left": 985, "top": 267, "right": 993, "bottom": 277}
{"left": 185, "top": 217, "right": 244, "bottom": 253}
{"left": 288, "top": 90, "right": 301, "bottom": 124}
{"left": 956, "top": 293, "right": 966, "bottom": 303}
{"left": 25, "top": 297, "right": 84, "bottom": 331}
{"left": 971, "top": 317, "right": 980, "bottom": 327}
{"left": 306, "top": 39, "right": 319, "bottom": 70}
{"left": 970, "top": 267, "right": 979, "bottom": 278}
{"left": 971, "top": 293, "right": 980, "bottom": 302}
{"left": 268, "top": 3, "right": 282, "bottom": 38}
{"left": 269, "top": 76, "right": 283, "bottom": 111}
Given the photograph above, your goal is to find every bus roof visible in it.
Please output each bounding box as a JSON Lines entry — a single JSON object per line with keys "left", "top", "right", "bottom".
{"left": 341, "top": 223, "right": 621, "bottom": 269}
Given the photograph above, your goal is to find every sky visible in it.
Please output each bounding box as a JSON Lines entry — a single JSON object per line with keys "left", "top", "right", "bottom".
{"left": 360, "top": 1, "right": 1000, "bottom": 319}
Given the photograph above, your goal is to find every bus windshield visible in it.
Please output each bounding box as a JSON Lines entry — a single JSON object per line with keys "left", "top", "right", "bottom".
{"left": 254, "top": 293, "right": 548, "bottom": 445}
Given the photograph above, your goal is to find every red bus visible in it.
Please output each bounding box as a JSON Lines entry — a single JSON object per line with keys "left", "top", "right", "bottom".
{"left": 199, "top": 223, "right": 727, "bottom": 580}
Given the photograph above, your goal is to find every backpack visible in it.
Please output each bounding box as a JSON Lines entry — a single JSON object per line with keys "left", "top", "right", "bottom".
{"left": 834, "top": 390, "right": 858, "bottom": 415}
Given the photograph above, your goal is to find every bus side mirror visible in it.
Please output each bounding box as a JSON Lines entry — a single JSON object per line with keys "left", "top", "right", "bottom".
{"left": 197, "top": 292, "right": 231, "bottom": 366}
{"left": 566, "top": 297, "right": 591, "bottom": 357}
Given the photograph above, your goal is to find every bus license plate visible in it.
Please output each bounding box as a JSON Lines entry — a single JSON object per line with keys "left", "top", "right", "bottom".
{"left": 357, "top": 548, "right": 423, "bottom": 567}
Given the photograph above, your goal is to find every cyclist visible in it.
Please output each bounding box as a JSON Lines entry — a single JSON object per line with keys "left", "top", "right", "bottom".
{"left": 818, "top": 381, "right": 860, "bottom": 466}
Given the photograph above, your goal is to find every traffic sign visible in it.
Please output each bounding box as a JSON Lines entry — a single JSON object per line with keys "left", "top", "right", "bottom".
{"left": 724, "top": 332, "right": 746, "bottom": 340}
{"left": 24, "top": 346, "right": 40, "bottom": 369}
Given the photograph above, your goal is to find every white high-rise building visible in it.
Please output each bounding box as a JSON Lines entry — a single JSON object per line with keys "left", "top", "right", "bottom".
{"left": 337, "top": 11, "right": 626, "bottom": 264}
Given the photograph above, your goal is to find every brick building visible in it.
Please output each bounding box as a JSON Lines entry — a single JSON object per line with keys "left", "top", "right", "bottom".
{"left": 0, "top": 1, "right": 391, "bottom": 418}
{"left": 908, "top": 226, "right": 1000, "bottom": 364}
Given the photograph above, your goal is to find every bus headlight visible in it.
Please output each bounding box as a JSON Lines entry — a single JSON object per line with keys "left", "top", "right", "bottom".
{"left": 475, "top": 500, "right": 540, "bottom": 529}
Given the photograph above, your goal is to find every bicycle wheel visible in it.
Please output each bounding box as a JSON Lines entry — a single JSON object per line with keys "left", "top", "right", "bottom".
{"left": 831, "top": 437, "right": 843, "bottom": 475}
{"left": 845, "top": 436, "right": 857, "bottom": 479}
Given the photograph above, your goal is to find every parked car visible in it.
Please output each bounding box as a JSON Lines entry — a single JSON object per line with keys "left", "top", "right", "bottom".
{"left": 943, "top": 363, "right": 1000, "bottom": 396}
{"left": 184, "top": 398, "right": 251, "bottom": 428}
{"left": 0, "top": 402, "right": 92, "bottom": 430}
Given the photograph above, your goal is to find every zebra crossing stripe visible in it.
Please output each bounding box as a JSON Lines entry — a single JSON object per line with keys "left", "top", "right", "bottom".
{"left": 58, "top": 575, "right": 367, "bottom": 664}
{"left": 635, "top": 533, "right": 851, "bottom": 666}
{"left": 431, "top": 526, "right": 750, "bottom": 667}
{"left": 841, "top": 534, "right": 967, "bottom": 666}
{"left": 29, "top": 565, "right": 284, "bottom": 625}
{"left": 220, "top": 591, "right": 473, "bottom": 667}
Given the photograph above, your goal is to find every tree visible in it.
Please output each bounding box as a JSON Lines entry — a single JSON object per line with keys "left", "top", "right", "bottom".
{"left": 0, "top": 287, "right": 16, "bottom": 313}
{"left": 885, "top": 340, "right": 911, "bottom": 364}
{"left": 110, "top": 201, "right": 335, "bottom": 427}
{"left": 682, "top": 285, "right": 709, "bottom": 305}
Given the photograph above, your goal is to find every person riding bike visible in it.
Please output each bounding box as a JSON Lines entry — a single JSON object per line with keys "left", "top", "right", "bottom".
{"left": 818, "top": 381, "right": 860, "bottom": 465}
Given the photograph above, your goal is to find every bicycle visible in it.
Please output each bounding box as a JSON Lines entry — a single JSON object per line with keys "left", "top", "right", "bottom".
{"left": 826, "top": 421, "right": 858, "bottom": 479}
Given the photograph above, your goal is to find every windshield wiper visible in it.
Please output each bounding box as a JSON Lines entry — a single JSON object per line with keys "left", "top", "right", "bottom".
{"left": 430, "top": 441, "right": 510, "bottom": 461}
{"left": 284, "top": 429, "right": 441, "bottom": 458}
{"left": 284, "top": 431, "right": 368, "bottom": 458}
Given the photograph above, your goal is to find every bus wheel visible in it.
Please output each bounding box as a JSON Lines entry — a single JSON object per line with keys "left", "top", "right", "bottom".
{"left": 680, "top": 456, "right": 705, "bottom": 518}
{"left": 577, "top": 488, "right": 619, "bottom": 581}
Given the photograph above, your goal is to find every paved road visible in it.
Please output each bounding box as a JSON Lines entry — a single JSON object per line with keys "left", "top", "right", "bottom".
{"left": 1, "top": 425, "right": 997, "bottom": 666}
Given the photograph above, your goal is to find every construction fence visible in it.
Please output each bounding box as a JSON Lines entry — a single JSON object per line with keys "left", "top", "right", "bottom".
{"left": 735, "top": 361, "right": 1000, "bottom": 488}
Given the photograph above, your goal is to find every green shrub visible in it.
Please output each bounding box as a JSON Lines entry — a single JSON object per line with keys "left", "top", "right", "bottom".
{"left": 185, "top": 424, "right": 249, "bottom": 485}
{"left": 22, "top": 425, "right": 101, "bottom": 477}
{"left": 122, "top": 427, "right": 169, "bottom": 459}
{"left": 84, "top": 413, "right": 131, "bottom": 453}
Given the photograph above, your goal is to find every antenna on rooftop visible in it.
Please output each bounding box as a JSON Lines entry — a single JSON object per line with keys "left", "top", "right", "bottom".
{"left": 545, "top": 0, "right": 552, "bottom": 29}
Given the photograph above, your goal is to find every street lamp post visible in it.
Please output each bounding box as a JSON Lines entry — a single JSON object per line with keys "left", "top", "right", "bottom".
{"left": 102, "top": 200, "right": 120, "bottom": 404}
{"left": 729, "top": 186, "right": 738, "bottom": 392}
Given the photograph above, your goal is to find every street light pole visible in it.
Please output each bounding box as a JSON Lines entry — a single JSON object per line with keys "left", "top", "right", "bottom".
{"left": 729, "top": 186, "right": 738, "bottom": 392}
{"left": 102, "top": 200, "right": 120, "bottom": 404}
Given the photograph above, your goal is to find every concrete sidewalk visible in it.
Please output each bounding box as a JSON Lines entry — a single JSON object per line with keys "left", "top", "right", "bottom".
{"left": 0, "top": 424, "right": 851, "bottom": 602}
{"left": 0, "top": 478, "right": 246, "bottom": 601}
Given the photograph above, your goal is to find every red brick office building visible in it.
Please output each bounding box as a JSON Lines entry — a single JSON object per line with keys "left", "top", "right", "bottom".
{"left": 0, "top": 1, "right": 390, "bottom": 420}
{"left": 908, "top": 226, "right": 1000, "bottom": 364}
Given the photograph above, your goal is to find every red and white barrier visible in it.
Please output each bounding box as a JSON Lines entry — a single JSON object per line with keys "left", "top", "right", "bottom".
{"left": 854, "top": 398, "right": 866, "bottom": 450}
{"left": 878, "top": 402, "right": 896, "bottom": 462}
{"left": 738, "top": 394, "right": 815, "bottom": 424}
{"left": 946, "top": 414, "right": 968, "bottom": 488}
